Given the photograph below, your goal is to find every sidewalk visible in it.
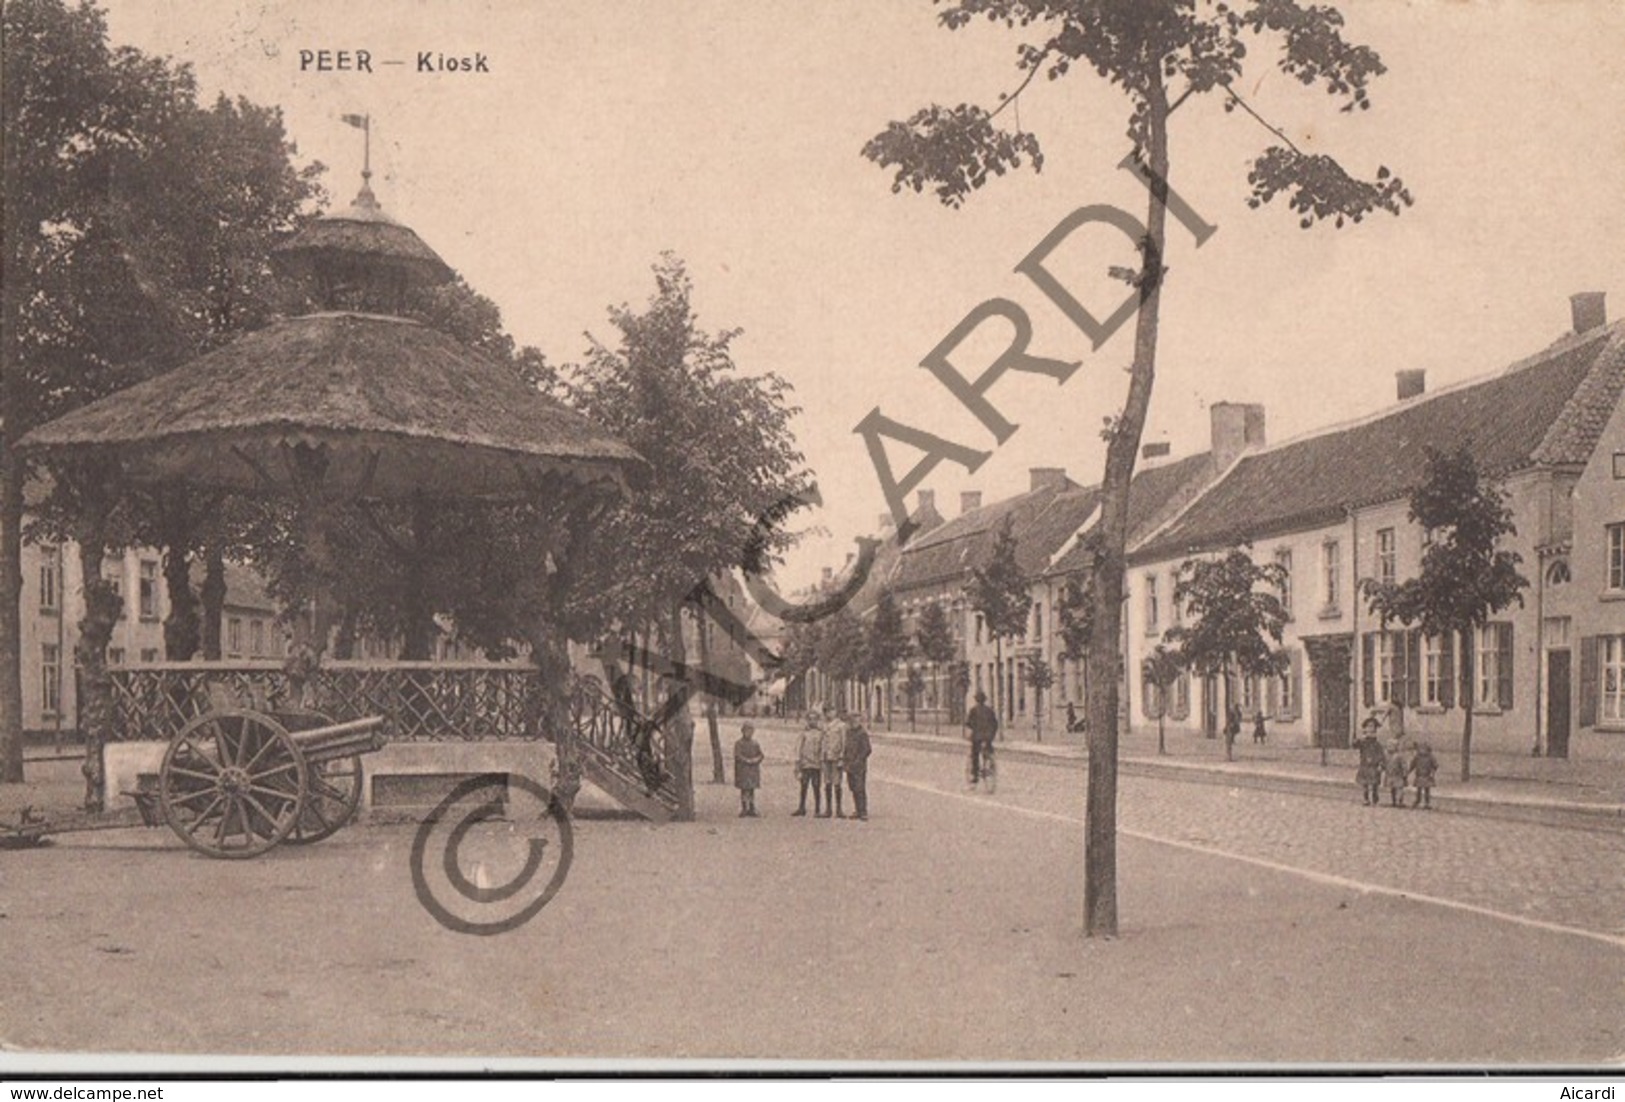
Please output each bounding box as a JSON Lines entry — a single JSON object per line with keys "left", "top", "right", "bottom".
{"left": 748, "top": 714, "right": 1625, "bottom": 833}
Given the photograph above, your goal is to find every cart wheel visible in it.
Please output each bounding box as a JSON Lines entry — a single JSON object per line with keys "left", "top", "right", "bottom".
{"left": 160, "top": 709, "right": 307, "bottom": 859}
{"left": 286, "top": 755, "right": 364, "bottom": 845}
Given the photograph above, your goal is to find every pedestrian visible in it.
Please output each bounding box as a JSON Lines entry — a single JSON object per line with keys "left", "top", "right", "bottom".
{"left": 793, "top": 712, "right": 824, "bottom": 817}
{"left": 964, "top": 689, "right": 999, "bottom": 787}
{"left": 1354, "top": 716, "right": 1386, "bottom": 807}
{"left": 1410, "top": 742, "right": 1438, "bottom": 809}
{"left": 1066, "top": 701, "right": 1083, "bottom": 733}
{"left": 842, "top": 711, "right": 872, "bottom": 821}
{"left": 1384, "top": 737, "right": 1411, "bottom": 808}
{"left": 1252, "top": 710, "right": 1267, "bottom": 745}
{"left": 1223, "top": 700, "right": 1242, "bottom": 751}
{"left": 820, "top": 712, "right": 847, "bottom": 818}
{"left": 733, "top": 722, "right": 764, "bottom": 818}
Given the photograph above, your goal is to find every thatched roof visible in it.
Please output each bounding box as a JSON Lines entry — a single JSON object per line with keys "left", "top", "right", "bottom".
{"left": 272, "top": 190, "right": 453, "bottom": 287}
{"left": 19, "top": 312, "right": 643, "bottom": 499}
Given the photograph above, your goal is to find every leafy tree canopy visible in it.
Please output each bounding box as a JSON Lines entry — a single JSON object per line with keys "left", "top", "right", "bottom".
{"left": 1164, "top": 546, "right": 1288, "bottom": 681}
{"left": 966, "top": 515, "right": 1031, "bottom": 642}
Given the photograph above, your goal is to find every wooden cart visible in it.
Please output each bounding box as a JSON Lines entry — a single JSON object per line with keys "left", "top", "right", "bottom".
{"left": 4, "top": 709, "right": 385, "bottom": 858}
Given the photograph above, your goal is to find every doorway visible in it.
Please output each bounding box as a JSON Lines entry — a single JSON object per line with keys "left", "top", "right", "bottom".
{"left": 1306, "top": 635, "right": 1353, "bottom": 750}
{"left": 1547, "top": 649, "right": 1572, "bottom": 759}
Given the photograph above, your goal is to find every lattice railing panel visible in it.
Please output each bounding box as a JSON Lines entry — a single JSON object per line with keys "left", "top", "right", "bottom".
{"left": 568, "top": 675, "right": 681, "bottom": 810}
{"left": 109, "top": 663, "right": 546, "bottom": 743}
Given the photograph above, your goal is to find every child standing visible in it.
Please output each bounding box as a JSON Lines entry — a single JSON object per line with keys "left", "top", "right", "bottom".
{"left": 1384, "top": 740, "right": 1411, "bottom": 808}
{"left": 733, "top": 723, "right": 764, "bottom": 817}
{"left": 1411, "top": 742, "right": 1438, "bottom": 809}
{"left": 1354, "top": 718, "right": 1385, "bottom": 807}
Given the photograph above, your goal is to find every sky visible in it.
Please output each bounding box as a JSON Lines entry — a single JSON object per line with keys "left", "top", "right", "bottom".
{"left": 96, "top": 0, "right": 1625, "bottom": 591}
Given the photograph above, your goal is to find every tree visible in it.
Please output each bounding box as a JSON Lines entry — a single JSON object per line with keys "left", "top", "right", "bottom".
{"left": 779, "top": 617, "right": 824, "bottom": 712}
{"left": 915, "top": 600, "right": 957, "bottom": 731}
{"left": 865, "top": 0, "right": 1410, "bottom": 936}
{"left": 866, "top": 588, "right": 911, "bottom": 728}
{"left": 563, "top": 255, "right": 814, "bottom": 810}
{"left": 1359, "top": 445, "right": 1528, "bottom": 781}
{"left": 817, "top": 607, "right": 869, "bottom": 714}
{"left": 903, "top": 665, "right": 927, "bottom": 730}
{"left": 1024, "top": 654, "right": 1055, "bottom": 741}
{"left": 1164, "top": 548, "right": 1289, "bottom": 762}
{"left": 1141, "top": 644, "right": 1183, "bottom": 756}
{"left": 2, "top": 0, "right": 320, "bottom": 785}
{"left": 965, "top": 515, "right": 1031, "bottom": 722}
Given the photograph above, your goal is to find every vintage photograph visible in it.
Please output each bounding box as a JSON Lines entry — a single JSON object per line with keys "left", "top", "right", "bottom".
{"left": 1, "top": 0, "right": 1622, "bottom": 1074}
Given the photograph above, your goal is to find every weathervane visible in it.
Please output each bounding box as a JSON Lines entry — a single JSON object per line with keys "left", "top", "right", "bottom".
{"left": 340, "top": 112, "right": 375, "bottom": 207}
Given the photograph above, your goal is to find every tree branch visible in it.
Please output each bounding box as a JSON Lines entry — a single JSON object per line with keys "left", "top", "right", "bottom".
{"left": 1223, "top": 83, "right": 1305, "bottom": 157}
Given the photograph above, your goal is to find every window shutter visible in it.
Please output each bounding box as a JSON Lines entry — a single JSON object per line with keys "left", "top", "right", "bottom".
{"left": 1289, "top": 649, "right": 1304, "bottom": 721}
{"left": 1578, "top": 636, "right": 1599, "bottom": 729}
{"left": 1265, "top": 670, "right": 1279, "bottom": 718}
{"left": 1405, "top": 630, "right": 1422, "bottom": 708}
{"left": 1495, "top": 623, "right": 1514, "bottom": 710}
{"left": 1361, "top": 633, "right": 1375, "bottom": 708}
{"left": 1439, "top": 633, "right": 1455, "bottom": 709}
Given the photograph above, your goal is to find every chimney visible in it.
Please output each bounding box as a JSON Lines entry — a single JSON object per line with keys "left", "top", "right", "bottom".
{"left": 1211, "top": 402, "right": 1267, "bottom": 469}
{"left": 1571, "top": 292, "right": 1607, "bottom": 334}
{"left": 1029, "top": 467, "right": 1067, "bottom": 492}
{"left": 960, "top": 491, "right": 982, "bottom": 515}
{"left": 1396, "top": 370, "right": 1426, "bottom": 401}
{"left": 916, "top": 489, "right": 936, "bottom": 515}
{"left": 1142, "top": 442, "right": 1172, "bottom": 460}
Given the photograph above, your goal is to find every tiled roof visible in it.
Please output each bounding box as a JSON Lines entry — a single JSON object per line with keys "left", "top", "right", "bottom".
{"left": 1046, "top": 451, "right": 1219, "bottom": 577}
{"left": 888, "top": 479, "right": 1099, "bottom": 594}
{"left": 1131, "top": 323, "right": 1625, "bottom": 564}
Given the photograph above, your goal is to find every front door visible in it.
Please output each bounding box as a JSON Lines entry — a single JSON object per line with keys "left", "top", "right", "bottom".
{"left": 1202, "top": 675, "right": 1219, "bottom": 739}
{"left": 1306, "top": 635, "right": 1353, "bottom": 750}
{"left": 1547, "top": 649, "right": 1572, "bottom": 759}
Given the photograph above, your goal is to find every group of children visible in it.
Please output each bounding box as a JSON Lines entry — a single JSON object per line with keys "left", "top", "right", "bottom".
{"left": 1354, "top": 717, "right": 1440, "bottom": 809}
{"left": 728, "top": 710, "right": 872, "bottom": 820}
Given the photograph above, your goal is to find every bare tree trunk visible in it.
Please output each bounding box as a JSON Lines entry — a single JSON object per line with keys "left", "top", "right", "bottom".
{"left": 0, "top": 451, "right": 25, "bottom": 782}
{"left": 1084, "top": 75, "right": 1171, "bottom": 940}
{"left": 667, "top": 603, "right": 695, "bottom": 819}
{"left": 73, "top": 536, "right": 122, "bottom": 812}
{"left": 1459, "top": 628, "right": 1474, "bottom": 782}
{"left": 695, "top": 611, "right": 724, "bottom": 784}
{"left": 161, "top": 541, "right": 199, "bottom": 661}
{"left": 199, "top": 545, "right": 225, "bottom": 660}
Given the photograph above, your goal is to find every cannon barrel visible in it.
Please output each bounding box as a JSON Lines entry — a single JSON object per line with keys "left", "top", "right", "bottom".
{"left": 290, "top": 716, "right": 387, "bottom": 764}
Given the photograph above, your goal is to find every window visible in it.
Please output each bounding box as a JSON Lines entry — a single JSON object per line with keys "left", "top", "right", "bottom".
{"left": 1240, "top": 675, "right": 1257, "bottom": 714}
{"left": 1145, "top": 574, "right": 1160, "bottom": 633}
{"left": 1017, "top": 661, "right": 1026, "bottom": 714}
{"left": 1277, "top": 663, "right": 1295, "bottom": 719}
{"left": 1375, "top": 631, "right": 1398, "bottom": 703}
{"left": 107, "top": 647, "right": 125, "bottom": 667}
{"left": 1423, "top": 634, "right": 1450, "bottom": 707}
{"left": 38, "top": 549, "right": 59, "bottom": 613}
{"left": 251, "top": 619, "right": 265, "bottom": 657}
{"left": 1274, "top": 548, "right": 1293, "bottom": 619}
{"left": 1032, "top": 601, "right": 1043, "bottom": 642}
{"left": 1376, "top": 527, "right": 1397, "bottom": 586}
{"left": 1546, "top": 560, "right": 1571, "bottom": 587}
{"left": 1173, "top": 673, "right": 1191, "bottom": 720}
{"left": 975, "top": 614, "right": 984, "bottom": 645}
{"left": 1321, "top": 540, "right": 1341, "bottom": 611}
{"left": 1609, "top": 524, "right": 1625, "bottom": 591}
{"left": 227, "top": 617, "right": 244, "bottom": 657}
{"left": 975, "top": 663, "right": 984, "bottom": 696}
{"left": 1476, "top": 623, "right": 1514, "bottom": 709}
{"left": 138, "top": 559, "right": 159, "bottom": 620}
{"left": 1604, "top": 636, "right": 1625, "bottom": 724}
{"left": 139, "top": 648, "right": 159, "bottom": 664}
{"left": 41, "top": 644, "right": 61, "bottom": 715}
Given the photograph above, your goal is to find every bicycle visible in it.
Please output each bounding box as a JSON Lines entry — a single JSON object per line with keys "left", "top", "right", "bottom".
{"left": 965, "top": 738, "right": 997, "bottom": 794}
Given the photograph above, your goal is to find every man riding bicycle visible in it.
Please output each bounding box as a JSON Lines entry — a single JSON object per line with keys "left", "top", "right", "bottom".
{"left": 964, "top": 689, "right": 999, "bottom": 787}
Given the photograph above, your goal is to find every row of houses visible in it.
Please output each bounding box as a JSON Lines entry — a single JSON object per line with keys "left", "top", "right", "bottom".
{"left": 804, "top": 291, "right": 1624, "bottom": 761}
